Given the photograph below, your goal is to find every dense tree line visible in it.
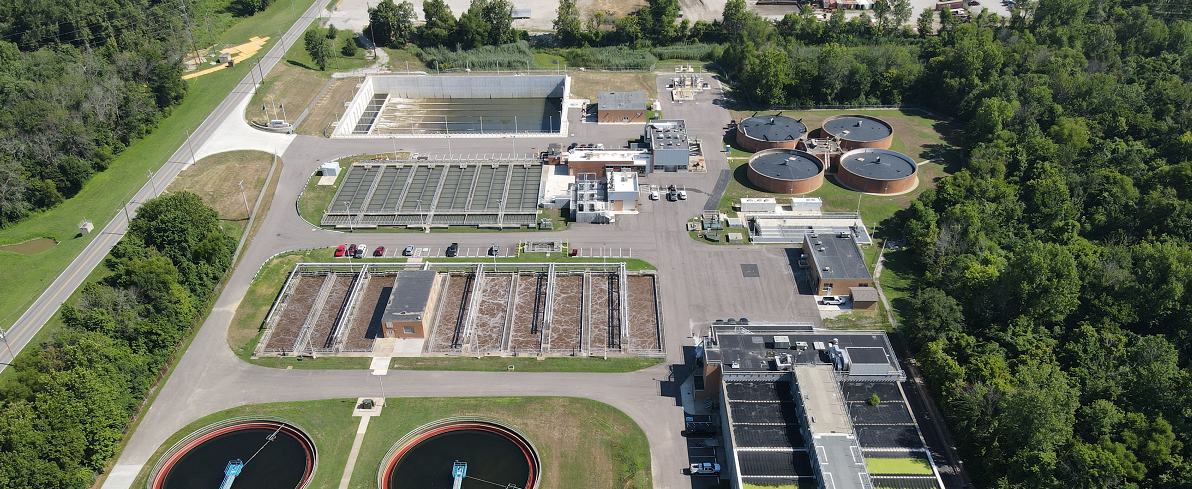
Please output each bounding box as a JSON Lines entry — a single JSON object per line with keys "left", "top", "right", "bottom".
{"left": 367, "top": 0, "right": 523, "bottom": 50}
{"left": 0, "top": 192, "right": 233, "bottom": 487}
{"left": 0, "top": 0, "right": 271, "bottom": 229}
{"left": 863, "top": 3, "right": 1192, "bottom": 488}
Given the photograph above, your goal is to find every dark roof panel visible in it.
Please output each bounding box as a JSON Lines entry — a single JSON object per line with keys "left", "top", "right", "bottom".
{"left": 822, "top": 115, "right": 893, "bottom": 142}
{"left": 739, "top": 115, "right": 808, "bottom": 142}
{"left": 840, "top": 149, "right": 917, "bottom": 181}
{"left": 749, "top": 150, "right": 824, "bottom": 181}
{"left": 382, "top": 270, "right": 437, "bottom": 322}
{"left": 598, "top": 91, "right": 647, "bottom": 111}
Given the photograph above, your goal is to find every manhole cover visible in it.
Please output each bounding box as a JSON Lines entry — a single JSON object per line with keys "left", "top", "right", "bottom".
{"left": 741, "top": 264, "right": 760, "bottom": 277}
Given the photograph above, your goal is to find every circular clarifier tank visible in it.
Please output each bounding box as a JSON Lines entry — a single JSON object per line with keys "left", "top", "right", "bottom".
{"left": 150, "top": 418, "right": 317, "bottom": 489}
{"left": 747, "top": 148, "right": 825, "bottom": 194}
{"left": 821, "top": 114, "right": 894, "bottom": 150}
{"left": 837, "top": 148, "right": 918, "bottom": 194}
{"left": 379, "top": 419, "right": 540, "bottom": 489}
{"left": 736, "top": 115, "right": 809, "bottom": 152}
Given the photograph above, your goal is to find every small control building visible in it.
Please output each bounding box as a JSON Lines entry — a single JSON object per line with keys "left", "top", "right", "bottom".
{"left": 598, "top": 91, "right": 648, "bottom": 124}
{"left": 804, "top": 232, "right": 872, "bottom": 295}
{"left": 381, "top": 270, "right": 442, "bottom": 338}
{"left": 645, "top": 120, "right": 690, "bottom": 173}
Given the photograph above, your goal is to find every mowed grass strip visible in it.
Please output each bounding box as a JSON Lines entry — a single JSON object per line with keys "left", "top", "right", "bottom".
{"left": 0, "top": 0, "right": 319, "bottom": 332}
{"left": 348, "top": 397, "right": 652, "bottom": 489}
{"left": 865, "top": 456, "right": 935, "bottom": 475}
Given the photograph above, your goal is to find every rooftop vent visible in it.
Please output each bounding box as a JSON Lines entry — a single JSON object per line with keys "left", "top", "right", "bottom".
{"left": 823, "top": 266, "right": 830, "bottom": 271}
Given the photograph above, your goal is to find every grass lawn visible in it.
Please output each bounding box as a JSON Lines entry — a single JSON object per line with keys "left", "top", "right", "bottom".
{"left": 349, "top": 397, "right": 651, "bottom": 489}
{"left": 875, "top": 248, "right": 920, "bottom": 327}
{"left": 0, "top": 0, "right": 318, "bottom": 334}
{"left": 299, "top": 169, "right": 345, "bottom": 225}
{"left": 130, "top": 397, "right": 651, "bottom": 489}
{"left": 866, "top": 456, "right": 935, "bottom": 475}
{"left": 390, "top": 356, "right": 662, "bottom": 372}
{"left": 568, "top": 70, "right": 659, "bottom": 101}
{"left": 167, "top": 151, "right": 275, "bottom": 239}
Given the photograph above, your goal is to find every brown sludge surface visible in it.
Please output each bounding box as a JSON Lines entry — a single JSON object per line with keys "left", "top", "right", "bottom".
{"left": 550, "top": 275, "right": 583, "bottom": 352}
{"left": 472, "top": 274, "right": 512, "bottom": 352}
{"left": 588, "top": 273, "right": 616, "bottom": 350}
{"left": 509, "top": 273, "right": 545, "bottom": 353}
{"left": 430, "top": 273, "right": 473, "bottom": 351}
{"left": 265, "top": 274, "right": 326, "bottom": 350}
{"left": 308, "top": 274, "right": 354, "bottom": 349}
{"left": 344, "top": 274, "right": 392, "bottom": 350}
{"left": 626, "top": 275, "right": 660, "bottom": 351}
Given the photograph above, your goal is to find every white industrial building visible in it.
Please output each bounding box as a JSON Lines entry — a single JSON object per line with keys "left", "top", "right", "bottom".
{"left": 571, "top": 171, "right": 640, "bottom": 223}
{"left": 735, "top": 197, "right": 872, "bottom": 244}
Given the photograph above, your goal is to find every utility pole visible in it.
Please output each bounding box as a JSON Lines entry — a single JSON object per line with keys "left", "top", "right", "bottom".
{"left": 121, "top": 200, "right": 132, "bottom": 227}
{"left": 366, "top": 3, "right": 377, "bottom": 57}
{"left": 377, "top": 375, "right": 387, "bottom": 407}
{"left": 148, "top": 170, "right": 158, "bottom": 198}
{"left": 238, "top": 180, "right": 251, "bottom": 217}
{"left": 184, "top": 129, "right": 198, "bottom": 166}
{"left": 344, "top": 201, "right": 353, "bottom": 233}
{"left": 0, "top": 328, "right": 14, "bottom": 366}
{"left": 178, "top": 0, "right": 201, "bottom": 68}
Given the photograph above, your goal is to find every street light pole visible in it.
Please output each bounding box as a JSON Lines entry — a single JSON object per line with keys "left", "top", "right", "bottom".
{"left": 344, "top": 200, "right": 353, "bottom": 233}
{"left": 238, "top": 180, "right": 251, "bottom": 217}
{"left": 184, "top": 129, "right": 198, "bottom": 166}
{"left": 0, "top": 328, "right": 14, "bottom": 366}
{"left": 377, "top": 375, "right": 387, "bottom": 407}
{"left": 147, "top": 170, "right": 158, "bottom": 198}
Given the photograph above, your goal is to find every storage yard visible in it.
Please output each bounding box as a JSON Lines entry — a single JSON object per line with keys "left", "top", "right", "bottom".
{"left": 258, "top": 263, "right": 664, "bottom": 358}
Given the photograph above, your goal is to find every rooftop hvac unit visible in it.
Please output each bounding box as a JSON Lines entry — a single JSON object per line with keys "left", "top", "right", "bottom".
{"left": 459, "top": 164, "right": 467, "bottom": 169}
{"left": 491, "top": 164, "right": 499, "bottom": 168}
{"left": 523, "top": 164, "right": 531, "bottom": 168}
{"left": 822, "top": 266, "right": 830, "bottom": 271}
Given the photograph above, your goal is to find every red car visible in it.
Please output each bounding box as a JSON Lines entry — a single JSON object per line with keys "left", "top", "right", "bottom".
{"left": 347, "top": 244, "right": 357, "bottom": 256}
{"left": 373, "top": 246, "right": 386, "bottom": 257}
{"left": 335, "top": 244, "right": 346, "bottom": 257}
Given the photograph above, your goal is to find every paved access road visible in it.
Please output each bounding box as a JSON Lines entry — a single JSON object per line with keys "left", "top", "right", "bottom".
{"left": 0, "top": 0, "right": 320, "bottom": 373}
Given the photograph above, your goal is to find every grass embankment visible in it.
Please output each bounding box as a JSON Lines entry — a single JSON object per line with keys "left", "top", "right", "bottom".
{"left": 391, "top": 356, "right": 662, "bottom": 372}
{"left": 0, "top": 0, "right": 318, "bottom": 334}
{"left": 866, "top": 456, "right": 935, "bottom": 475}
{"left": 247, "top": 19, "right": 385, "bottom": 131}
{"left": 568, "top": 70, "right": 659, "bottom": 101}
{"left": 131, "top": 397, "right": 651, "bottom": 489}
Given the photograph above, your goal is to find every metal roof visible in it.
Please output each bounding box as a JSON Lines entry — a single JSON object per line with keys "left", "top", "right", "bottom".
{"left": 382, "top": 270, "right": 437, "bottom": 322}
{"left": 739, "top": 115, "right": 808, "bottom": 142}
{"left": 749, "top": 150, "right": 823, "bottom": 181}
{"left": 840, "top": 149, "right": 917, "bottom": 181}
{"left": 646, "top": 120, "right": 689, "bottom": 151}
{"left": 805, "top": 233, "right": 872, "bottom": 281}
{"left": 598, "top": 91, "right": 646, "bottom": 111}
{"left": 850, "top": 286, "right": 880, "bottom": 302}
{"left": 822, "top": 115, "right": 893, "bottom": 142}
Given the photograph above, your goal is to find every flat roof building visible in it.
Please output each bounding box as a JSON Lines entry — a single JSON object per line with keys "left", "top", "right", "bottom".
{"left": 804, "top": 232, "right": 872, "bottom": 295}
{"left": 598, "top": 91, "right": 648, "bottom": 124}
{"left": 381, "top": 270, "right": 443, "bottom": 338}
{"left": 563, "top": 149, "right": 650, "bottom": 176}
{"left": 697, "top": 325, "right": 926, "bottom": 489}
{"left": 645, "top": 120, "right": 690, "bottom": 173}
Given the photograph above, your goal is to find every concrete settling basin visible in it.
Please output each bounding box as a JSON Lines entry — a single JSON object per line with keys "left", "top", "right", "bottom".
{"left": 379, "top": 418, "right": 540, "bottom": 489}
{"left": 149, "top": 418, "right": 317, "bottom": 489}
{"left": 334, "top": 75, "right": 571, "bottom": 138}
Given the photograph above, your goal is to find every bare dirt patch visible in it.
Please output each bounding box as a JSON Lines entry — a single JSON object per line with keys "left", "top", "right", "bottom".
{"left": 298, "top": 75, "right": 365, "bottom": 136}
{"left": 247, "top": 61, "right": 330, "bottom": 127}
{"left": 580, "top": 0, "right": 648, "bottom": 18}
{"left": 568, "top": 71, "right": 658, "bottom": 102}
{"left": 344, "top": 274, "right": 390, "bottom": 350}
{"left": 265, "top": 274, "right": 326, "bottom": 350}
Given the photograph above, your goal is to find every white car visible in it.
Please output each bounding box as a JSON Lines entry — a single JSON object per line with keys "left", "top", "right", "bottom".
{"left": 690, "top": 462, "right": 720, "bottom": 475}
{"left": 678, "top": 190, "right": 687, "bottom": 200}
{"left": 822, "top": 296, "right": 847, "bottom": 306}
{"left": 649, "top": 190, "right": 660, "bottom": 200}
